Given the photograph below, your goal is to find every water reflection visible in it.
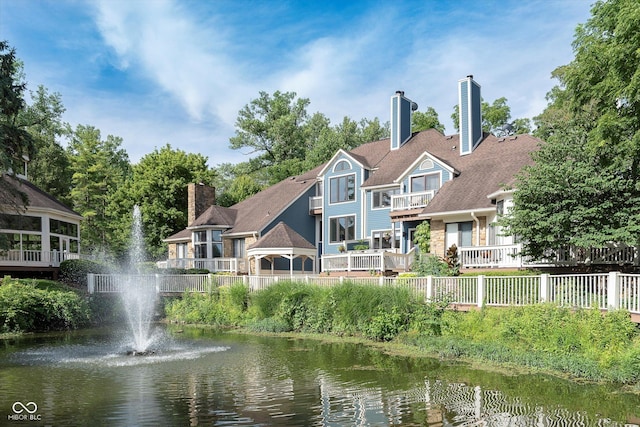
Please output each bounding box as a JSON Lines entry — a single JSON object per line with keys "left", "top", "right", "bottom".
{"left": 0, "top": 327, "right": 638, "bottom": 426}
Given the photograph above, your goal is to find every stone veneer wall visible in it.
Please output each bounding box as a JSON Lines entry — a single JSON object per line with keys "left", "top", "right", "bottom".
{"left": 430, "top": 220, "right": 445, "bottom": 256}
{"left": 187, "top": 183, "right": 215, "bottom": 226}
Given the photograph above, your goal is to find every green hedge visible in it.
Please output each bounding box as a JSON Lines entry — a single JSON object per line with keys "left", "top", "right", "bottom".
{"left": 0, "top": 279, "right": 91, "bottom": 332}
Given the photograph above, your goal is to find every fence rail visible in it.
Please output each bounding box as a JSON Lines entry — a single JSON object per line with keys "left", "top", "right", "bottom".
{"left": 87, "top": 272, "right": 640, "bottom": 316}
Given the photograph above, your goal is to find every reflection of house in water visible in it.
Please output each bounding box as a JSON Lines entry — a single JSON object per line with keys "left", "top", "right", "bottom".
{"left": 317, "top": 375, "right": 635, "bottom": 426}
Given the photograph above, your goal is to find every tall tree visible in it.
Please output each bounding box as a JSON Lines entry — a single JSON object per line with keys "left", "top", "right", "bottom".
{"left": 0, "top": 41, "right": 35, "bottom": 210}
{"left": 107, "top": 144, "right": 216, "bottom": 259}
{"left": 412, "top": 107, "right": 445, "bottom": 133}
{"left": 230, "top": 90, "right": 309, "bottom": 178}
{"left": 451, "top": 98, "right": 531, "bottom": 135}
{"left": 19, "top": 85, "right": 72, "bottom": 204}
{"left": 67, "top": 125, "right": 131, "bottom": 253}
{"left": 504, "top": 0, "right": 640, "bottom": 259}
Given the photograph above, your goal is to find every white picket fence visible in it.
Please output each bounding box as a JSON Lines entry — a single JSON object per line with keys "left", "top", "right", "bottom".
{"left": 87, "top": 272, "right": 640, "bottom": 315}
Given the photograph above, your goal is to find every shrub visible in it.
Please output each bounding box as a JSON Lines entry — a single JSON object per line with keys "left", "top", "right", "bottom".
{"left": 0, "top": 280, "right": 91, "bottom": 332}
{"left": 59, "top": 259, "right": 110, "bottom": 287}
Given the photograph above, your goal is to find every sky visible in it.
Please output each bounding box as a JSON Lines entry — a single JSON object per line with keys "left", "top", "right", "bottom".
{"left": 1, "top": 0, "right": 593, "bottom": 167}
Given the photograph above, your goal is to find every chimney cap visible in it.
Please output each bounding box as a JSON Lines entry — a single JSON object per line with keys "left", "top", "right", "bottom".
{"left": 395, "top": 90, "right": 405, "bottom": 96}
{"left": 467, "top": 74, "right": 474, "bottom": 79}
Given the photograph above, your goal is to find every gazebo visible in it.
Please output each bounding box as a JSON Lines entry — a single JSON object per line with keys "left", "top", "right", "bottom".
{"left": 247, "top": 222, "right": 316, "bottom": 275}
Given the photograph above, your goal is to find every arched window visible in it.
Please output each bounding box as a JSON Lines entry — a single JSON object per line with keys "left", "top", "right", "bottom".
{"left": 333, "top": 160, "right": 352, "bottom": 172}
{"left": 419, "top": 159, "right": 434, "bottom": 170}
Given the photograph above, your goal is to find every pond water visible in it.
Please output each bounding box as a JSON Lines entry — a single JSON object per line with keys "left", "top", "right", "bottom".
{"left": 1, "top": 325, "right": 638, "bottom": 426}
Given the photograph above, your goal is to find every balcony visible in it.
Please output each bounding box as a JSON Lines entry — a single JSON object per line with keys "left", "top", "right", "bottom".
{"left": 389, "top": 190, "right": 435, "bottom": 221}
{"left": 309, "top": 196, "right": 323, "bottom": 214}
{"left": 158, "top": 257, "right": 247, "bottom": 274}
{"left": 322, "top": 250, "right": 414, "bottom": 273}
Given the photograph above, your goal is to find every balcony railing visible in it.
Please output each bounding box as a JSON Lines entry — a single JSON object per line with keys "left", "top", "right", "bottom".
{"left": 309, "top": 196, "right": 323, "bottom": 212}
{"left": 0, "top": 250, "right": 81, "bottom": 267}
{"left": 322, "top": 250, "right": 414, "bottom": 273}
{"left": 391, "top": 190, "right": 435, "bottom": 211}
{"left": 159, "top": 257, "right": 247, "bottom": 273}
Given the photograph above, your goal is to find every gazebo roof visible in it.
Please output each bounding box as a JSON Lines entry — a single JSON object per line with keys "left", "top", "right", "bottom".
{"left": 248, "top": 222, "right": 315, "bottom": 252}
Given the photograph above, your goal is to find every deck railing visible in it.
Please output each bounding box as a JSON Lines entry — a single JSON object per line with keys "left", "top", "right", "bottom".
{"left": 87, "top": 272, "right": 640, "bottom": 317}
{"left": 159, "top": 257, "right": 246, "bottom": 273}
{"left": 0, "top": 250, "right": 82, "bottom": 267}
{"left": 390, "top": 190, "right": 435, "bottom": 211}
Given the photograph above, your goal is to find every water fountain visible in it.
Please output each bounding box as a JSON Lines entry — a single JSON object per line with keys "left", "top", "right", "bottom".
{"left": 121, "top": 205, "right": 158, "bottom": 355}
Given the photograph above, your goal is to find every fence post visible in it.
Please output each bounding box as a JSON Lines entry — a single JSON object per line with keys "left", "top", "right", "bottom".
{"left": 607, "top": 271, "right": 620, "bottom": 310}
{"left": 340, "top": 276, "right": 344, "bottom": 284}
{"left": 208, "top": 273, "right": 214, "bottom": 294}
{"left": 477, "top": 275, "right": 485, "bottom": 308}
{"left": 379, "top": 276, "right": 384, "bottom": 286}
{"left": 540, "top": 274, "right": 550, "bottom": 302}
{"left": 426, "top": 275, "right": 433, "bottom": 302}
{"left": 87, "top": 273, "right": 95, "bottom": 294}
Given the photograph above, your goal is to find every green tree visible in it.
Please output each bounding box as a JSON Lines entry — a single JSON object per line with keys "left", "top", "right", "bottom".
{"left": 0, "top": 40, "right": 35, "bottom": 210}
{"left": 107, "top": 144, "right": 216, "bottom": 259}
{"left": 20, "top": 85, "right": 72, "bottom": 204}
{"left": 413, "top": 221, "right": 431, "bottom": 253}
{"left": 230, "top": 91, "right": 309, "bottom": 179}
{"left": 67, "top": 125, "right": 131, "bottom": 253}
{"left": 412, "top": 107, "right": 445, "bottom": 133}
{"left": 217, "top": 174, "right": 264, "bottom": 207}
{"left": 504, "top": 0, "right": 640, "bottom": 259}
{"left": 451, "top": 98, "right": 531, "bottom": 135}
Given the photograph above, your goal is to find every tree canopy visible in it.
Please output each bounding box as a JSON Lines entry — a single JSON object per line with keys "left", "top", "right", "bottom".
{"left": 107, "top": 145, "right": 216, "bottom": 259}
{"left": 451, "top": 97, "right": 531, "bottom": 135}
{"left": 504, "top": 0, "right": 640, "bottom": 258}
{"left": 0, "top": 41, "right": 35, "bottom": 210}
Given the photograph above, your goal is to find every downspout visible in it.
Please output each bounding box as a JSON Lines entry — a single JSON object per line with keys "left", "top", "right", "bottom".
{"left": 471, "top": 212, "right": 480, "bottom": 246}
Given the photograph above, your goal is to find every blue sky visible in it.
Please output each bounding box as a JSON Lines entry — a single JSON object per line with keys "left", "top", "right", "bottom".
{"left": 1, "top": 0, "right": 592, "bottom": 166}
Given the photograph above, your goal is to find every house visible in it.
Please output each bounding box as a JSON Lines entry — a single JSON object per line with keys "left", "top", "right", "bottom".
{"left": 0, "top": 173, "right": 83, "bottom": 277}
{"left": 162, "top": 76, "right": 542, "bottom": 274}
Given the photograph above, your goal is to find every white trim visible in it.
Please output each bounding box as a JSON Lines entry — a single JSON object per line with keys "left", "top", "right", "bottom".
{"left": 332, "top": 159, "right": 353, "bottom": 173}
{"left": 421, "top": 207, "right": 495, "bottom": 219}
{"left": 316, "top": 149, "right": 367, "bottom": 177}
{"left": 486, "top": 188, "right": 515, "bottom": 200}
{"left": 393, "top": 152, "right": 456, "bottom": 185}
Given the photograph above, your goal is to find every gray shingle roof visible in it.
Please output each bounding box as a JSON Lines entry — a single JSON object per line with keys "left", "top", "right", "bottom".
{"left": 189, "top": 205, "right": 237, "bottom": 227}
{"left": 421, "top": 134, "right": 540, "bottom": 215}
{"left": 1, "top": 174, "right": 81, "bottom": 219}
{"left": 225, "top": 165, "right": 319, "bottom": 235}
{"left": 247, "top": 221, "right": 315, "bottom": 250}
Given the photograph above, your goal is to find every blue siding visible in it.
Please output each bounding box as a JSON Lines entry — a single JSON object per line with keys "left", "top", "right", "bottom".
{"left": 322, "top": 154, "right": 362, "bottom": 254}
{"left": 460, "top": 80, "right": 470, "bottom": 154}
{"left": 366, "top": 190, "right": 393, "bottom": 235}
{"left": 400, "top": 158, "right": 452, "bottom": 192}
{"left": 471, "top": 82, "right": 482, "bottom": 149}
{"left": 267, "top": 185, "right": 316, "bottom": 246}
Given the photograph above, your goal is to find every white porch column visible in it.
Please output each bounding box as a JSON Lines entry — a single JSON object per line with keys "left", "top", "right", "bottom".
{"left": 607, "top": 271, "right": 620, "bottom": 310}
{"left": 477, "top": 275, "right": 485, "bottom": 308}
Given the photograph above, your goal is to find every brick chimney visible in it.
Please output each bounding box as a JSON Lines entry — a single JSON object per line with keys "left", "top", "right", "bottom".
{"left": 187, "top": 183, "right": 215, "bottom": 226}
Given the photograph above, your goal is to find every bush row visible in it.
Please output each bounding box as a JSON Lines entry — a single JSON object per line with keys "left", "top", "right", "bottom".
{"left": 164, "top": 279, "right": 640, "bottom": 384}
{"left": 0, "top": 278, "right": 91, "bottom": 332}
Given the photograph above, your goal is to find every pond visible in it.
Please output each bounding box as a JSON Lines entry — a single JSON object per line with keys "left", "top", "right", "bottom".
{"left": 1, "top": 325, "right": 638, "bottom": 426}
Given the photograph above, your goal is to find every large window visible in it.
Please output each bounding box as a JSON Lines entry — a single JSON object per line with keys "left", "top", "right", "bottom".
{"left": 234, "top": 239, "right": 245, "bottom": 258}
{"left": 330, "top": 216, "right": 355, "bottom": 243}
{"left": 446, "top": 222, "right": 473, "bottom": 248}
{"left": 372, "top": 230, "right": 392, "bottom": 249}
{"left": 194, "top": 231, "right": 208, "bottom": 258}
{"left": 410, "top": 173, "right": 440, "bottom": 193}
{"left": 211, "top": 230, "right": 222, "bottom": 257}
{"left": 0, "top": 214, "right": 41, "bottom": 231}
{"left": 372, "top": 188, "right": 399, "bottom": 208}
{"left": 330, "top": 174, "right": 355, "bottom": 203}
{"left": 50, "top": 219, "right": 78, "bottom": 237}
